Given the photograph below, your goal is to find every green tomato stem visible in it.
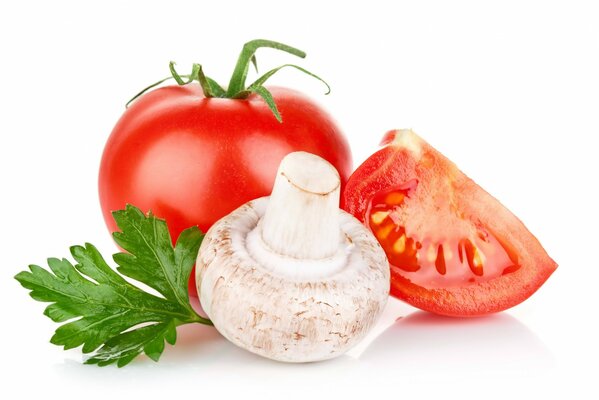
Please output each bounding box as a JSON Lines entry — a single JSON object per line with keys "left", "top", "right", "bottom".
{"left": 126, "top": 39, "right": 329, "bottom": 122}
{"left": 225, "top": 39, "right": 306, "bottom": 97}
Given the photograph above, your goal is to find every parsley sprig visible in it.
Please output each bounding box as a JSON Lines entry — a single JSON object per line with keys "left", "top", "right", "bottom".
{"left": 14, "top": 205, "right": 211, "bottom": 367}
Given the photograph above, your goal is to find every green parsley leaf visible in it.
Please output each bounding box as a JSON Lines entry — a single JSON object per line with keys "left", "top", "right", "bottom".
{"left": 14, "top": 204, "right": 211, "bottom": 367}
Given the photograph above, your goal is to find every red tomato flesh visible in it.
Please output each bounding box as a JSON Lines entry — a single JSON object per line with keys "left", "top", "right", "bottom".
{"left": 342, "top": 129, "right": 557, "bottom": 316}
{"left": 99, "top": 83, "right": 352, "bottom": 296}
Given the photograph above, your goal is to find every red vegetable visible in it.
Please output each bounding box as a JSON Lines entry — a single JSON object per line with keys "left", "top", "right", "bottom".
{"left": 341, "top": 129, "right": 556, "bottom": 316}
{"left": 99, "top": 40, "right": 352, "bottom": 295}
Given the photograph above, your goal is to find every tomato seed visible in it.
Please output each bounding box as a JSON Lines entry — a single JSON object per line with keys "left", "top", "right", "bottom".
{"left": 384, "top": 192, "right": 405, "bottom": 206}
{"left": 435, "top": 245, "right": 447, "bottom": 275}
{"left": 393, "top": 234, "right": 406, "bottom": 253}
{"left": 376, "top": 221, "right": 396, "bottom": 240}
{"left": 370, "top": 211, "right": 390, "bottom": 225}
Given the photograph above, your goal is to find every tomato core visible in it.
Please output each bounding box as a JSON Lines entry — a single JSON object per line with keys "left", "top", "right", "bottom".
{"left": 366, "top": 181, "right": 521, "bottom": 289}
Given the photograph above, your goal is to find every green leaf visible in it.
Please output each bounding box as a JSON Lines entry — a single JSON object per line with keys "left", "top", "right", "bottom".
{"left": 193, "top": 64, "right": 215, "bottom": 98}
{"left": 168, "top": 62, "right": 226, "bottom": 98}
{"left": 250, "top": 54, "right": 258, "bottom": 73}
{"left": 85, "top": 321, "right": 178, "bottom": 367}
{"left": 248, "top": 64, "right": 331, "bottom": 95}
{"left": 249, "top": 86, "right": 282, "bottom": 122}
{"left": 14, "top": 205, "right": 211, "bottom": 367}
{"left": 125, "top": 76, "right": 174, "bottom": 108}
{"left": 205, "top": 77, "right": 226, "bottom": 97}
{"left": 169, "top": 61, "right": 195, "bottom": 85}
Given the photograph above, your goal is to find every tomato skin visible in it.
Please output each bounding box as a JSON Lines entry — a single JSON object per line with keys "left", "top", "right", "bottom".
{"left": 342, "top": 130, "right": 557, "bottom": 317}
{"left": 99, "top": 83, "right": 352, "bottom": 295}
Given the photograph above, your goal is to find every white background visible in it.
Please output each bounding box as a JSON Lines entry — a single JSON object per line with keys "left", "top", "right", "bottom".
{"left": 1, "top": 0, "right": 597, "bottom": 399}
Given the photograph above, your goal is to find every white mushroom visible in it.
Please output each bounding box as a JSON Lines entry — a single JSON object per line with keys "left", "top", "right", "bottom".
{"left": 196, "top": 151, "right": 389, "bottom": 362}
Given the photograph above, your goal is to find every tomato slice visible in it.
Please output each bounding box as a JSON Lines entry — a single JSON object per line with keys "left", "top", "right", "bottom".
{"left": 341, "top": 129, "right": 557, "bottom": 316}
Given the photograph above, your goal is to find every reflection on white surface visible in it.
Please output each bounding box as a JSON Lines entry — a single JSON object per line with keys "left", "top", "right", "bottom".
{"left": 54, "top": 303, "right": 554, "bottom": 394}
{"left": 358, "top": 311, "right": 554, "bottom": 374}
{"left": 47, "top": 297, "right": 562, "bottom": 400}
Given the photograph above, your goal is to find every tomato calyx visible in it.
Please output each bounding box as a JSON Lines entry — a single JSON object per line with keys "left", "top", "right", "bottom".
{"left": 126, "top": 39, "right": 330, "bottom": 122}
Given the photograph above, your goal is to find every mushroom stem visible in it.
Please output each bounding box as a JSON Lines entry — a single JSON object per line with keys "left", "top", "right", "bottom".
{"left": 259, "top": 151, "right": 342, "bottom": 260}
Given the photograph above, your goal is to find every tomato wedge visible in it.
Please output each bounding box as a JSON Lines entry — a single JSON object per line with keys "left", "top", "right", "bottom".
{"left": 341, "top": 129, "right": 557, "bottom": 316}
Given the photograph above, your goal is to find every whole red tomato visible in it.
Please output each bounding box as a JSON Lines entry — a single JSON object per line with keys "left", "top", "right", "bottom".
{"left": 99, "top": 40, "right": 352, "bottom": 296}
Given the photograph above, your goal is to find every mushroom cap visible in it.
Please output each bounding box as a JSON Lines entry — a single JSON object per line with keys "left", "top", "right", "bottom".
{"left": 196, "top": 197, "right": 390, "bottom": 362}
